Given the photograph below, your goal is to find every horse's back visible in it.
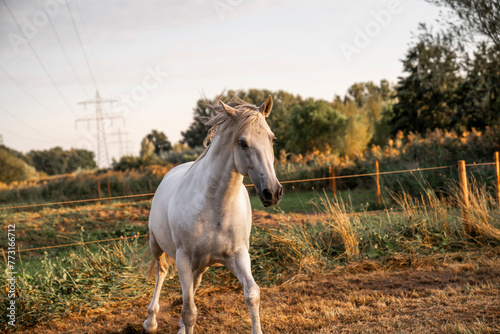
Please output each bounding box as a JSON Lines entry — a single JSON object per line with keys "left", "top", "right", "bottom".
{"left": 151, "top": 161, "right": 194, "bottom": 211}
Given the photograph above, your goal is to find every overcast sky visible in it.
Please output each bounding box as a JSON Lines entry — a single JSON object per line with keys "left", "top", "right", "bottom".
{"left": 0, "top": 0, "right": 442, "bottom": 166}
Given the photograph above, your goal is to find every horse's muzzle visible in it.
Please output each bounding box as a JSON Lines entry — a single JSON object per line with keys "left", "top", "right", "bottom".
{"left": 260, "top": 183, "right": 283, "bottom": 207}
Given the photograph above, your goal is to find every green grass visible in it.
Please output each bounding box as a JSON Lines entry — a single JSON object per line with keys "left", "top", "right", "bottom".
{"left": 250, "top": 187, "right": 389, "bottom": 213}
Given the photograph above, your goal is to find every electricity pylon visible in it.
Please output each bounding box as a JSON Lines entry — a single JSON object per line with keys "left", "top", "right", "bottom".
{"left": 109, "top": 128, "right": 132, "bottom": 158}
{"left": 76, "top": 90, "right": 122, "bottom": 168}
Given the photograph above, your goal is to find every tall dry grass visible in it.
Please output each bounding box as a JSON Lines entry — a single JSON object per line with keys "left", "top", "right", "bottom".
{"left": 314, "top": 194, "right": 360, "bottom": 261}
{"left": 1, "top": 237, "right": 153, "bottom": 327}
{"left": 450, "top": 178, "right": 500, "bottom": 244}
{"left": 299, "top": 178, "right": 500, "bottom": 263}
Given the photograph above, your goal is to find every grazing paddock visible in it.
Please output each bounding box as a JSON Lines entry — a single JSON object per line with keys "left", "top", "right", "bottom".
{"left": 13, "top": 255, "right": 500, "bottom": 334}
{"left": 1, "top": 179, "right": 499, "bottom": 333}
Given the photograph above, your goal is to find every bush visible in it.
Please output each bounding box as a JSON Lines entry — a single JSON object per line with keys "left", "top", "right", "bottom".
{"left": 0, "top": 148, "right": 38, "bottom": 183}
{"left": 112, "top": 155, "right": 144, "bottom": 171}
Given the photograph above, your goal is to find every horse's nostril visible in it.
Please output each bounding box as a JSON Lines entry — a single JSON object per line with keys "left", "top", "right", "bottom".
{"left": 278, "top": 185, "right": 283, "bottom": 198}
{"left": 262, "top": 189, "right": 273, "bottom": 201}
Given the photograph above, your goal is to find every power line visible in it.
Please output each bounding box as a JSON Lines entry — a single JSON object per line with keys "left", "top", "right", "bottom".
{"left": 1, "top": 0, "right": 77, "bottom": 116}
{"left": 0, "top": 125, "right": 56, "bottom": 143}
{"left": 65, "top": 0, "right": 98, "bottom": 91}
{"left": 46, "top": 7, "right": 89, "bottom": 98}
{"left": 0, "top": 105, "right": 61, "bottom": 140}
{"left": 0, "top": 65, "right": 70, "bottom": 119}
{"left": 73, "top": 0, "right": 108, "bottom": 94}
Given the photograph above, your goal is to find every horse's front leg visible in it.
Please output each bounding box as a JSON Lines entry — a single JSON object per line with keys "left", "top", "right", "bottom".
{"left": 176, "top": 251, "right": 199, "bottom": 334}
{"left": 226, "top": 249, "right": 263, "bottom": 334}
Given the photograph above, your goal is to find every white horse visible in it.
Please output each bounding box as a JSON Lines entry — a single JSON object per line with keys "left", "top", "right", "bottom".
{"left": 142, "top": 95, "right": 283, "bottom": 334}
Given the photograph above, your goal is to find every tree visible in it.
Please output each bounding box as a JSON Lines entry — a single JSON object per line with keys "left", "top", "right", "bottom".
{"left": 145, "top": 130, "right": 172, "bottom": 155}
{"left": 413, "top": 2, "right": 500, "bottom": 133}
{"left": 334, "top": 80, "right": 395, "bottom": 153}
{"left": 455, "top": 43, "right": 500, "bottom": 131}
{"left": 392, "top": 27, "right": 461, "bottom": 134}
{"left": 181, "top": 89, "right": 304, "bottom": 152}
{"left": 140, "top": 136, "right": 156, "bottom": 162}
{"left": 66, "top": 149, "right": 97, "bottom": 172}
{"left": 286, "top": 99, "right": 347, "bottom": 155}
{"left": 337, "top": 100, "right": 375, "bottom": 155}
{"left": 426, "top": 0, "right": 500, "bottom": 49}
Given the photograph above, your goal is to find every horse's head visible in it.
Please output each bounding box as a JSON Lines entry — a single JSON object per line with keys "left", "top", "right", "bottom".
{"left": 219, "top": 96, "right": 283, "bottom": 207}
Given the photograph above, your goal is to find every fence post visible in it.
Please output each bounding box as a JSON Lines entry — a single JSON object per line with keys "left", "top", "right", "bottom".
{"left": 495, "top": 151, "right": 500, "bottom": 207}
{"left": 107, "top": 173, "right": 112, "bottom": 205}
{"left": 375, "top": 160, "right": 381, "bottom": 206}
{"left": 458, "top": 160, "right": 470, "bottom": 233}
{"left": 329, "top": 165, "right": 337, "bottom": 197}
{"left": 97, "top": 180, "right": 102, "bottom": 201}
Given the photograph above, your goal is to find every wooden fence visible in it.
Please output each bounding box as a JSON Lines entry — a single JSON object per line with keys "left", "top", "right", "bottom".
{"left": 328, "top": 151, "right": 500, "bottom": 211}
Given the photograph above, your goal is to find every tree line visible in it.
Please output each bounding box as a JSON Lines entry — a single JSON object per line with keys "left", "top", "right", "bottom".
{"left": 178, "top": 83, "right": 394, "bottom": 157}
{"left": 0, "top": 146, "right": 96, "bottom": 183}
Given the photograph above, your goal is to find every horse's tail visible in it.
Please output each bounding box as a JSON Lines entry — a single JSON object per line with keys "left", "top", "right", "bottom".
{"left": 144, "top": 253, "right": 173, "bottom": 281}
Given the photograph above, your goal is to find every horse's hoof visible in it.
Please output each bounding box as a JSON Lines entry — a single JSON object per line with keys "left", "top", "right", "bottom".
{"left": 177, "top": 323, "right": 186, "bottom": 334}
{"left": 142, "top": 319, "right": 157, "bottom": 334}
{"left": 142, "top": 327, "right": 156, "bottom": 334}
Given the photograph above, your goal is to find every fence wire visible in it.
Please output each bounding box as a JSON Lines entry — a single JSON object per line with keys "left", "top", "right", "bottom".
{"left": 1, "top": 234, "right": 148, "bottom": 257}
{"left": 3, "top": 162, "right": 494, "bottom": 211}
{"left": 0, "top": 160, "right": 498, "bottom": 255}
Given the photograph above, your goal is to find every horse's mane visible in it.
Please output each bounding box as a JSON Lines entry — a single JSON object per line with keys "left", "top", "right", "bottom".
{"left": 195, "top": 96, "right": 262, "bottom": 163}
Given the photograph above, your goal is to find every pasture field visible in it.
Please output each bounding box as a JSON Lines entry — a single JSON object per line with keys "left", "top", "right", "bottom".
{"left": 1, "top": 184, "right": 500, "bottom": 333}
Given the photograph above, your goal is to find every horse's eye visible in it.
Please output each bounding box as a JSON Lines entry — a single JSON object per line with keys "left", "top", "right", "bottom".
{"left": 239, "top": 139, "right": 249, "bottom": 149}
{"left": 272, "top": 137, "right": 277, "bottom": 145}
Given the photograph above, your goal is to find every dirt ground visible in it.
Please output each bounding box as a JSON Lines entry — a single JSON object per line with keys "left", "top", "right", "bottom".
{"left": 18, "top": 254, "right": 499, "bottom": 334}
{"left": 15, "top": 211, "right": 500, "bottom": 334}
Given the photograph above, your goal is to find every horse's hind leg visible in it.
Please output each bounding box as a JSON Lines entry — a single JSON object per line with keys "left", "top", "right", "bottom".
{"left": 193, "top": 267, "right": 208, "bottom": 293}
{"left": 143, "top": 233, "right": 170, "bottom": 334}
{"left": 226, "top": 249, "right": 263, "bottom": 334}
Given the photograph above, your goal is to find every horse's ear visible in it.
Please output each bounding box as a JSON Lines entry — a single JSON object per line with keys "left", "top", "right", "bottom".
{"left": 258, "top": 95, "right": 273, "bottom": 117}
{"left": 219, "top": 100, "right": 236, "bottom": 117}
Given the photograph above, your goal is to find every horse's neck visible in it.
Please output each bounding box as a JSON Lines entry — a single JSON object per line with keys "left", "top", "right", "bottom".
{"left": 194, "top": 135, "right": 243, "bottom": 204}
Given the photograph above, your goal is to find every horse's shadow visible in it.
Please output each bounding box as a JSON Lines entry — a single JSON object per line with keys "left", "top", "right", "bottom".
{"left": 108, "top": 323, "right": 142, "bottom": 334}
